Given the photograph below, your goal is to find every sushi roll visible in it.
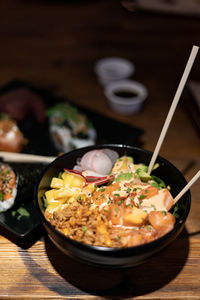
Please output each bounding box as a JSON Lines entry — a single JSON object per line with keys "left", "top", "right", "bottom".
{"left": 0, "top": 115, "right": 27, "bottom": 153}
{"left": 0, "top": 163, "right": 17, "bottom": 212}
{"left": 47, "top": 103, "right": 97, "bottom": 152}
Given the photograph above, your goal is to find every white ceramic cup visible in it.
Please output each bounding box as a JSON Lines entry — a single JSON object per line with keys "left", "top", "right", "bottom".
{"left": 104, "top": 80, "right": 148, "bottom": 115}
{"left": 95, "top": 57, "right": 135, "bottom": 86}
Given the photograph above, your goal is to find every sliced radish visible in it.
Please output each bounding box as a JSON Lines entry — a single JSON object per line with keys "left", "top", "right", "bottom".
{"left": 80, "top": 150, "right": 112, "bottom": 175}
{"left": 102, "top": 149, "right": 119, "bottom": 165}
{"left": 80, "top": 150, "right": 99, "bottom": 171}
{"left": 82, "top": 170, "right": 108, "bottom": 178}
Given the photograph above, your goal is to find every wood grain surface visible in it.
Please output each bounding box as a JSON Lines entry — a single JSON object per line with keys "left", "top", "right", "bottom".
{"left": 0, "top": 0, "right": 200, "bottom": 299}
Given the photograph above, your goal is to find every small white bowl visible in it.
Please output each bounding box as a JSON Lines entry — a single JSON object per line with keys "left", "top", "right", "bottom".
{"left": 104, "top": 80, "right": 148, "bottom": 115}
{"left": 95, "top": 57, "right": 135, "bottom": 86}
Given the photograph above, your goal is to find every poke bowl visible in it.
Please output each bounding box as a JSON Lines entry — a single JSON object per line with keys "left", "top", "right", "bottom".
{"left": 34, "top": 144, "right": 191, "bottom": 268}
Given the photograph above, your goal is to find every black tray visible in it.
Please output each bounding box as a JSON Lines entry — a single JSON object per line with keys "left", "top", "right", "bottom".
{"left": 0, "top": 80, "right": 144, "bottom": 237}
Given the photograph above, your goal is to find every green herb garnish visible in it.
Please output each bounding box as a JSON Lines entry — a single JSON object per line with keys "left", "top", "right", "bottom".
{"left": 117, "top": 200, "right": 124, "bottom": 205}
{"left": 58, "top": 172, "right": 63, "bottom": 179}
{"left": 151, "top": 175, "right": 166, "bottom": 188}
{"left": 150, "top": 181, "right": 160, "bottom": 189}
{"left": 77, "top": 195, "right": 82, "bottom": 203}
{"left": 42, "top": 195, "right": 48, "bottom": 208}
{"left": 114, "top": 193, "right": 120, "bottom": 197}
{"left": 126, "top": 187, "right": 131, "bottom": 193}
{"left": 151, "top": 204, "right": 157, "bottom": 211}
{"left": 12, "top": 206, "right": 30, "bottom": 220}
{"left": 139, "top": 194, "right": 146, "bottom": 200}
{"left": 0, "top": 191, "right": 4, "bottom": 201}
{"left": 146, "top": 225, "right": 151, "bottom": 232}
{"left": 173, "top": 204, "right": 180, "bottom": 218}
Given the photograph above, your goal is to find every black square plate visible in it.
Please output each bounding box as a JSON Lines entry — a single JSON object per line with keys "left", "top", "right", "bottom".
{"left": 0, "top": 80, "right": 144, "bottom": 237}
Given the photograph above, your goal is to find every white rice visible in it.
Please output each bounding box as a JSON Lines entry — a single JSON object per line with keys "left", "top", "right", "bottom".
{"left": 0, "top": 186, "right": 17, "bottom": 212}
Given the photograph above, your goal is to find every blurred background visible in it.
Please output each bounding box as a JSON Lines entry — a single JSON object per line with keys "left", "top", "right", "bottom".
{"left": 0, "top": 3, "right": 200, "bottom": 297}
{"left": 0, "top": 0, "right": 200, "bottom": 155}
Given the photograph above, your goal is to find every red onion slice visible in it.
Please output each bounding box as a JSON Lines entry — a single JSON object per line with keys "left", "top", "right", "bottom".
{"left": 64, "top": 168, "right": 83, "bottom": 176}
{"left": 85, "top": 174, "right": 114, "bottom": 185}
{"left": 63, "top": 168, "right": 113, "bottom": 185}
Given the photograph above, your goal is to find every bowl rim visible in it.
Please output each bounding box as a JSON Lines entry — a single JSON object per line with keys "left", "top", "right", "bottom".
{"left": 104, "top": 80, "right": 148, "bottom": 105}
{"left": 35, "top": 144, "right": 191, "bottom": 254}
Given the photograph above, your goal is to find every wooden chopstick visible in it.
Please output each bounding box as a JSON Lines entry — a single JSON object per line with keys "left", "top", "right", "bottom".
{"left": 174, "top": 170, "right": 200, "bottom": 204}
{"left": 148, "top": 45, "right": 199, "bottom": 175}
{"left": 0, "top": 151, "right": 56, "bottom": 163}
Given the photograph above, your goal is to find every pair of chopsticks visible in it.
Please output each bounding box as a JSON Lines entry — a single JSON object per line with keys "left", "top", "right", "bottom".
{"left": 147, "top": 45, "right": 200, "bottom": 204}
{"left": 0, "top": 151, "right": 56, "bottom": 164}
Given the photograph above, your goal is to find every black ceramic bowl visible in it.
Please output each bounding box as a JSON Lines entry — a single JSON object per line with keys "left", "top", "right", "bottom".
{"left": 35, "top": 144, "right": 191, "bottom": 268}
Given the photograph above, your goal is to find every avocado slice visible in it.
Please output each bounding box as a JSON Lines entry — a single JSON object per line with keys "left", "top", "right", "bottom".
{"left": 135, "top": 168, "right": 152, "bottom": 182}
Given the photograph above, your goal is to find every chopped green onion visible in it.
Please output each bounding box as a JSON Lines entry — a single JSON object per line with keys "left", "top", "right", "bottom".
{"left": 173, "top": 204, "right": 180, "bottom": 218}
{"left": 139, "top": 194, "right": 146, "bottom": 200}
{"left": 151, "top": 204, "right": 157, "bottom": 211}
{"left": 126, "top": 187, "right": 131, "bottom": 193}
{"left": 146, "top": 225, "right": 151, "bottom": 232}
{"left": 0, "top": 191, "right": 4, "bottom": 201}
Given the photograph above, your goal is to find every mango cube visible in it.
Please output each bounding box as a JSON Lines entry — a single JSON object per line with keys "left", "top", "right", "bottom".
{"left": 45, "top": 189, "right": 68, "bottom": 205}
{"left": 123, "top": 207, "right": 148, "bottom": 226}
{"left": 83, "top": 183, "right": 95, "bottom": 194}
{"left": 50, "top": 177, "right": 64, "bottom": 189}
{"left": 62, "top": 172, "right": 85, "bottom": 188}
{"left": 45, "top": 189, "right": 55, "bottom": 205}
{"left": 53, "top": 187, "right": 76, "bottom": 200}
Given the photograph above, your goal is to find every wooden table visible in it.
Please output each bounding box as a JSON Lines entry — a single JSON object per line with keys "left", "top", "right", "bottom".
{"left": 0, "top": 0, "right": 200, "bottom": 298}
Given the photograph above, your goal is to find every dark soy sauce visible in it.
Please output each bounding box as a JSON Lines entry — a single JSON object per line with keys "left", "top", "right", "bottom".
{"left": 114, "top": 90, "right": 138, "bottom": 99}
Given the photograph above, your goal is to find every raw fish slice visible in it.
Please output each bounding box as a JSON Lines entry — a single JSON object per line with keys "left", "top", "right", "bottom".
{"left": 0, "top": 163, "right": 17, "bottom": 212}
{"left": 0, "top": 118, "right": 27, "bottom": 153}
